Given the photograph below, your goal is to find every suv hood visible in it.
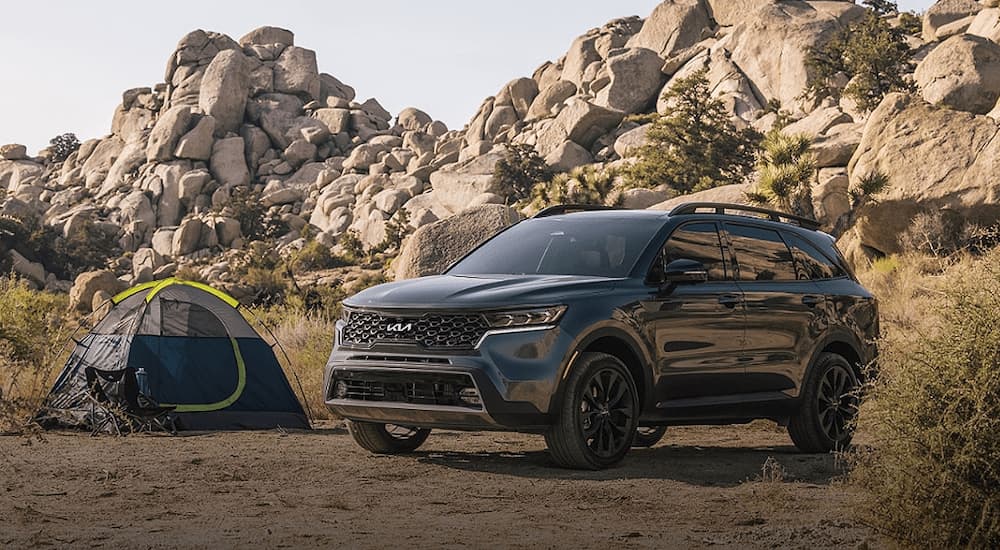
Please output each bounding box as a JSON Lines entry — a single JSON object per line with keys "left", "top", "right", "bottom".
{"left": 344, "top": 274, "right": 617, "bottom": 310}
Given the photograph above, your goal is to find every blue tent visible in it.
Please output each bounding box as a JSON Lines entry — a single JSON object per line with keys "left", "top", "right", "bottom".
{"left": 40, "top": 278, "right": 309, "bottom": 430}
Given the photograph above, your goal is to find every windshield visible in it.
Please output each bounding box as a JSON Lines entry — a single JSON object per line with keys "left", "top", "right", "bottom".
{"left": 448, "top": 216, "right": 663, "bottom": 278}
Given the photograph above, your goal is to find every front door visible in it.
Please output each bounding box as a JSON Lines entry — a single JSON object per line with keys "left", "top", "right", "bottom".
{"left": 640, "top": 222, "right": 747, "bottom": 403}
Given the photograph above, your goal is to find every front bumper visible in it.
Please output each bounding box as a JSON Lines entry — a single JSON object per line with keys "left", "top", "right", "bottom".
{"left": 324, "top": 326, "right": 572, "bottom": 431}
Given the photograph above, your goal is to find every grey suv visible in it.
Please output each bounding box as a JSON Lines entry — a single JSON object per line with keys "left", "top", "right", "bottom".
{"left": 324, "top": 203, "right": 879, "bottom": 469}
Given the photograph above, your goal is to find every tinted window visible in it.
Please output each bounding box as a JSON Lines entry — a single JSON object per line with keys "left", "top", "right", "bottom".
{"left": 448, "top": 216, "right": 662, "bottom": 278}
{"left": 726, "top": 224, "right": 797, "bottom": 281}
{"left": 784, "top": 233, "right": 844, "bottom": 280}
{"left": 649, "top": 223, "right": 727, "bottom": 282}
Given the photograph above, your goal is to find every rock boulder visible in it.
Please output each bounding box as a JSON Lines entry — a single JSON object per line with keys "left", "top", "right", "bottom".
{"left": 394, "top": 205, "right": 520, "bottom": 280}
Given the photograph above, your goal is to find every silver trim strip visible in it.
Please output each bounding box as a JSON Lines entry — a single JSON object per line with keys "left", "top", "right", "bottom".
{"left": 474, "top": 325, "right": 555, "bottom": 349}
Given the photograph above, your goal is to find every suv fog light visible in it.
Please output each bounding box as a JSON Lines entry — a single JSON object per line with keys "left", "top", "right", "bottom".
{"left": 334, "top": 380, "right": 348, "bottom": 399}
{"left": 458, "top": 387, "right": 482, "bottom": 406}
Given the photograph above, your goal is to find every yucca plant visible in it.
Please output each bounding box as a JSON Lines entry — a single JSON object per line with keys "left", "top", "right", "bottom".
{"left": 747, "top": 130, "right": 817, "bottom": 218}
{"left": 521, "top": 166, "right": 622, "bottom": 216}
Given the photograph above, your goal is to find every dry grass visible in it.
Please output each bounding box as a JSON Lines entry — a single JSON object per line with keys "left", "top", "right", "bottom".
{"left": 0, "top": 277, "right": 77, "bottom": 432}
{"left": 248, "top": 304, "right": 338, "bottom": 422}
{"left": 851, "top": 250, "right": 1000, "bottom": 548}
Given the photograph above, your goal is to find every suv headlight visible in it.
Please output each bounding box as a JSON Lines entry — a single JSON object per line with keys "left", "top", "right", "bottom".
{"left": 484, "top": 306, "right": 567, "bottom": 328}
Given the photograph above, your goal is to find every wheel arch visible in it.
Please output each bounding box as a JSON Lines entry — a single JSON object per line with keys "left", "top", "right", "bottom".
{"left": 806, "top": 330, "right": 866, "bottom": 384}
{"left": 556, "top": 324, "right": 655, "bottom": 412}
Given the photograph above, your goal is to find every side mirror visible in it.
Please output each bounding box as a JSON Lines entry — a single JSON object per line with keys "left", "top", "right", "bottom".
{"left": 664, "top": 259, "right": 709, "bottom": 284}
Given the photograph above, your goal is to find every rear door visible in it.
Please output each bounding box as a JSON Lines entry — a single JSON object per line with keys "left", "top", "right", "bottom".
{"left": 724, "top": 223, "right": 826, "bottom": 395}
{"left": 640, "top": 222, "right": 747, "bottom": 401}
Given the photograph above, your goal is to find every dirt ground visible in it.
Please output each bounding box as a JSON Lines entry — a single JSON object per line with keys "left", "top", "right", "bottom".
{"left": 0, "top": 422, "right": 881, "bottom": 549}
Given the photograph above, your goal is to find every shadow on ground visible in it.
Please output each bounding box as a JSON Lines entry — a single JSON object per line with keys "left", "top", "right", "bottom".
{"left": 416, "top": 443, "right": 845, "bottom": 486}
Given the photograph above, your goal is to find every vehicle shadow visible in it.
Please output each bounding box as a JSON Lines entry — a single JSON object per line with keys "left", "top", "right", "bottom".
{"left": 416, "top": 443, "right": 846, "bottom": 487}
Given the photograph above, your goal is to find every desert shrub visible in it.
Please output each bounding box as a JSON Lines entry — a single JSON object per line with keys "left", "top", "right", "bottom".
{"left": 173, "top": 265, "right": 208, "bottom": 284}
{"left": 338, "top": 230, "right": 365, "bottom": 263}
{"left": 243, "top": 267, "right": 287, "bottom": 306}
{"left": 899, "top": 210, "right": 1000, "bottom": 258}
{"left": 852, "top": 250, "right": 1000, "bottom": 548}
{"left": 626, "top": 69, "right": 761, "bottom": 193}
{"left": 0, "top": 214, "right": 119, "bottom": 280}
{"left": 493, "top": 143, "right": 554, "bottom": 202}
{"left": 224, "top": 186, "right": 288, "bottom": 242}
{"left": 48, "top": 133, "right": 80, "bottom": 163}
{"left": 373, "top": 208, "right": 410, "bottom": 254}
{"left": 746, "top": 131, "right": 817, "bottom": 218}
{"left": 0, "top": 277, "right": 72, "bottom": 431}
{"left": 897, "top": 11, "right": 922, "bottom": 35}
{"left": 288, "top": 239, "right": 349, "bottom": 274}
{"left": 522, "top": 166, "right": 622, "bottom": 215}
{"left": 805, "top": 0, "right": 914, "bottom": 112}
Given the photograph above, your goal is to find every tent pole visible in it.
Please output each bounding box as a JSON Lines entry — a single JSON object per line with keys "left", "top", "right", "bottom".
{"left": 244, "top": 307, "right": 315, "bottom": 426}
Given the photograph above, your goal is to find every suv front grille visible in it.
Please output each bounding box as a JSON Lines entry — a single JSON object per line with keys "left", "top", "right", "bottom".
{"left": 330, "top": 370, "right": 481, "bottom": 409}
{"left": 342, "top": 310, "right": 490, "bottom": 350}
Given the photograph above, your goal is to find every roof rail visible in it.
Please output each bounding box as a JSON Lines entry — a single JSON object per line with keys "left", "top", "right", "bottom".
{"left": 532, "top": 204, "right": 622, "bottom": 218}
{"left": 668, "top": 202, "right": 822, "bottom": 231}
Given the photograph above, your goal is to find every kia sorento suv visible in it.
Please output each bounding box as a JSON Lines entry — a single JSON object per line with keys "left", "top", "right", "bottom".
{"left": 324, "top": 203, "right": 879, "bottom": 470}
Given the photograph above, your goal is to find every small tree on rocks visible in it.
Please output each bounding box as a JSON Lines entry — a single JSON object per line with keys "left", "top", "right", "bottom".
{"left": 493, "top": 143, "right": 553, "bottom": 203}
{"left": 626, "top": 69, "right": 761, "bottom": 194}
{"left": 48, "top": 133, "right": 80, "bottom": 163}
{"left": 804, "top": 0, "right": 914, "bottom": 112}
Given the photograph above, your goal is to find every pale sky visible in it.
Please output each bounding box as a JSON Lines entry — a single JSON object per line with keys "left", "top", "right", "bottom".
{"left": 1, "top": 0, "right": 934, "bottom": 153}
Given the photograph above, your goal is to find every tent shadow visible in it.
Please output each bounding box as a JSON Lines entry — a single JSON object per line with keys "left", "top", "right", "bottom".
{"left": 415, "top": 444, "right": 845, "bottom": 487}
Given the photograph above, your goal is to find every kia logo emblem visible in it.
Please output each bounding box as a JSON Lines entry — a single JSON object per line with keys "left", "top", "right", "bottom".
{"left": 386, "top": 322, "right": 413, "bottom": 333}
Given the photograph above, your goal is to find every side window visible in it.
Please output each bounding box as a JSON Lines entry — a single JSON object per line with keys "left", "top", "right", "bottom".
{"left": 649, "top": 222, "right": 728, "bottom": 282}
{"left": 784, "top": 233, "right": 845, "bottom": 280}
{"left": 726, "top": 224, "right": 797, "bottom": 282}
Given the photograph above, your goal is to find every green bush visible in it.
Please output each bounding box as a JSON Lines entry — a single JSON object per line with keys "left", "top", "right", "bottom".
{"left": 0, "top": 214, "right": 119, "bottom": 280}
{"left": 339, "top": 231, "right": 365, "bottom": 263}
{"left": 0, "top": 277, "right": 71, "bottom": 431}
{"left": 522, "top": 166, "right": 622, "bottom": 215}
{"left": 48, "top": 133, "right": 80, "bottom": 163}
{"left": 374, "top": 209, "right": 410, "bottom": 254}
{"left": 626, "top": 69, "right": 761, "bottom": 194}
{"left": 493, "top": 143, "right": 554, "bottom": 202}
{"left": 746, "top": 131, "right": 817, "bottom": 218}
{"left": 224, "top": 186, "right": 289, "bottom": 243}
{"left": 288, "top": 239, "right": 350, "bottom": 274}
{"left": 852, "top": 250, "right": 1000, "bottom": 548}
{"left": 805, "top": 0, "right": 914, "bottom": 112}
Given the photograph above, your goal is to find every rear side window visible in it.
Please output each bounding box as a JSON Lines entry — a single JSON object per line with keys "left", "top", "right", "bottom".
{"left": 649, "top": 222, "right": 728, "bottom": 282}
{"left": 726, "top": 224, "right": 797, "bottom": 281}
{"left": 784, "top": 233, "right": 845, "bottom": 280}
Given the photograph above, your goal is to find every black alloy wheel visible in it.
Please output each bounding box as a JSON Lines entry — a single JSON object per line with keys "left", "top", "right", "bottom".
{"left": 545, "top": 352, "right": 639, "bottom": 469}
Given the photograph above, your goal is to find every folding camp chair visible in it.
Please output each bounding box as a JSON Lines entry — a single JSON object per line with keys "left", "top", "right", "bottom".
{"left": 84, "top": 367, "right": 177, "bottom": 435}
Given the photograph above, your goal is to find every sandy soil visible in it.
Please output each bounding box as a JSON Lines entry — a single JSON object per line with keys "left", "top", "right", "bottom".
{"left": 0, "top": 422, "right": 880, "bottom": 549}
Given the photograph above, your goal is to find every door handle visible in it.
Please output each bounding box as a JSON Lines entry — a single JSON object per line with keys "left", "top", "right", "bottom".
{"left": 718, "top": 294, "right": 742, "bottom": 308}
{"left": 802, "top": 295, "right": 824, "bottom": 307}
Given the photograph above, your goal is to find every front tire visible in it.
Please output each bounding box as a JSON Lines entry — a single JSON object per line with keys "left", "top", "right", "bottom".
{"left": 788, "top": 352, "right": 859, "bottom": 453}
{"left": 545, "top": 352, "right": 639, "bottom": 470}
{"left": 347, "top": 421, "right": 431, "bottom": 454}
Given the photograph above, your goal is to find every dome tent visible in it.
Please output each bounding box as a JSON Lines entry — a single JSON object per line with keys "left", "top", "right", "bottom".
{"left": 39, "top": 278, "right": 309, "bottom": 431}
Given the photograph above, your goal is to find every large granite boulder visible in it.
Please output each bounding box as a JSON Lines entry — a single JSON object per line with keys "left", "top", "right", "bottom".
{"left": 393, "top": 204, "right": 520, "bottom": 280}
{"left": 844, "top": 93, "right": 1000, "bottom": 260}
{"left": 914, "top": 34, "right": 1000, "bottom": 115}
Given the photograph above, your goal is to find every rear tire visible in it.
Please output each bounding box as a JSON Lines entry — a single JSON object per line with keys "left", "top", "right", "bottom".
{"left": 788, "top": 352, "right": 859, "bottom": 453}
{"left": 545, "top": 352, "right": 639, "bottom": 470}
{"left": 632, "top": 426, "right": 667, "bottom": 448}
{"left": 347, "top": 421, "right": 431, "bottom": 454}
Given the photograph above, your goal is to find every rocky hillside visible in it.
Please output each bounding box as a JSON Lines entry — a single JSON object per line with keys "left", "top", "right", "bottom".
{"left": 4, "top": 0, "right": 1000, "bottom": 310}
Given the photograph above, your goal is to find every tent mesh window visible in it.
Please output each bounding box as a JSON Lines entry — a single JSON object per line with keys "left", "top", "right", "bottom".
{"left": 159, "top": 299, "right": 229, "bottom": 338}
